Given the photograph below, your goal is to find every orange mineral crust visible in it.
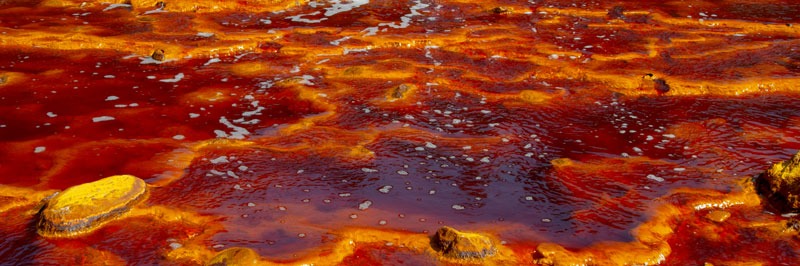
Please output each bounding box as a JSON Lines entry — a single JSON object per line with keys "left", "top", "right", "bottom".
{"left": 1, "top": 0, "right": 800, "bottom": 265}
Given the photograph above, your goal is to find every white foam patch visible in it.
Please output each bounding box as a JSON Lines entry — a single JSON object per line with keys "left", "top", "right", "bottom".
{"left": 646, "top": 174, "right": 664, "bottom": 182}
{"left": 358, "top": 200, "right": 372, "bottom": 210}
{"left": 217, "top": 116, "right": 250, "bottom": 139}
{"left": 233, "top": 118, "right": 260, "bottom": 125}
{"left": 139, "top": 57, "right": 175, "bottom": 65}
{"left": 324, "top": 0, "right": 369, "bottom": 17}
{"left": 362, "top": 0, "right": 428, "bottom": 36}
{"left": 105, "top": 95, "right": 119, "bottom": 101}
{"left": 92, "top": 116, "right": 115, "bottom": 122}
{"left": 227, "top": 171, "right": 239, "bottom": 179}
{"left": 287, "top": 11, "right": 327, "bottom": 23}
{"left": 296, "top": 75, "right": 316, "bottom": 85}
{"left": 103, "top": 3, "right": 131, "bottom": 11}
{"left": 197, "top": 32, "right": 214, "bottom": 38}
{"left": 361, "top": 26, "right": 379, "bottom": 36}
{"left": 330, "top": 36, "right": 351, "bottom": 46}
{"left": 210, "top": 156, "right": 229, "bottom": 164}
{"left": 143, "top": 8, "right": 166, "bottom": 15}
{"left": 204, "top": 58, "right": 221, "bottom": 66}
{"left": 34, "top": 146, "right": 46, "bottom": 153}
{"left": 160, "top": 73, "right": 185, "bottom": 83}
{"left": 242, "top": 106, "right": 265, "bottom": 117}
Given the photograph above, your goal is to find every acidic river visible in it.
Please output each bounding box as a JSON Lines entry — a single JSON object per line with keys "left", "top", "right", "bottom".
{"left": 1, "top": 0, "right": 799, "bottom": 265}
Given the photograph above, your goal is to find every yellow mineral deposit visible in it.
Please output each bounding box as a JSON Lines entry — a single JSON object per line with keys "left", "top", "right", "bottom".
{"left": 0, "top": 186, "right": 58, "bottom": 214}
{"left": 167, "top": 226, "right": 518, "bottom": 265}
{"left": 531, "top": 176, "right": 779, "bottom": 266}
{"left": 37, "top": 175, "right": 148, "bottom": 237}
{"left": 0, "top": 72, "right": 26, "bottom": 87}
{"left": 518, "top": 90, "right": 554, "bottom": 104}
{"left": 534, "top": 204, "right": 678, "bottom": 266}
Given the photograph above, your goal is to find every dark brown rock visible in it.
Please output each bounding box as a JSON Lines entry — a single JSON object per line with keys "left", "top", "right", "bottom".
{"left": 431, "top": 226, "right": 496, "bottom": 259}
{"left": 490, "top": 7, "right": 509, "bottom": 14}
{"left": 608, "top": 6, "right": 625, "bottom": 20}
{"left": 641, "top": 73, "right": 670, "bottom": 94}
{"left": 151, "top": 49, "right": 165, "bottom": 61}
{"left": 653, "top": 78, "right": 670, "bottom": 94}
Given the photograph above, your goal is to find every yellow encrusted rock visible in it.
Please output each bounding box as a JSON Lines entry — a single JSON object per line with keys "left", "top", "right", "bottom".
{"left": 758, "top": 151, "right": 800, "bottom": 212}
{"left": 206, "top": 247, "right": 261, "bottom": 266}
{"left": 37, "top": 175, "right": 148, "bottom": 237}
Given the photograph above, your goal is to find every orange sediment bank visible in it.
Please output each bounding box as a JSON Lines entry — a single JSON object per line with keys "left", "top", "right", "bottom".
{"left": 1, "top": 0, "right": 799, "bottom": 265}
{"left": 10, "top": 174, "right": 782, "bottom": 265}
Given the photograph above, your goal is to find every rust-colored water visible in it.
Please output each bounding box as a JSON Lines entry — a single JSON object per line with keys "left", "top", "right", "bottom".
{"left": 1, "top": 0, "right": 799, "bottom": 265}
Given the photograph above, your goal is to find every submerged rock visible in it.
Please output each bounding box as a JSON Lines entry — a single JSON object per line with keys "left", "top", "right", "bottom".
{"left": 607, "top": 6, "right": 625, "bottom": 20}
{"left": 431, "top": 226, "right": 496, "bottom": 259}
{"left": 207, "top": 247, "right": 260, "bottom": 266}
{"left": 757, "top": 151, "right": 800, "bottom": 212}
{"left": 490, "top": 6, "right": 510, "bottom": 14}
{"left": 37, "top": 175, "right": 148, "bottom": 237}
{"left": 786, "top": 218, "right": 800, "bottom": 233}
{"left": 519, "top": 90, "right": 553, "bottom": 104}
{"left": 641, "top": 73, "right": 670, "bottom": 94}
{"left": 705, "top": 210, "right": 731, "bottom": 223}
{"left": 386, "top": 83, "right": 416, "bottom": 101}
